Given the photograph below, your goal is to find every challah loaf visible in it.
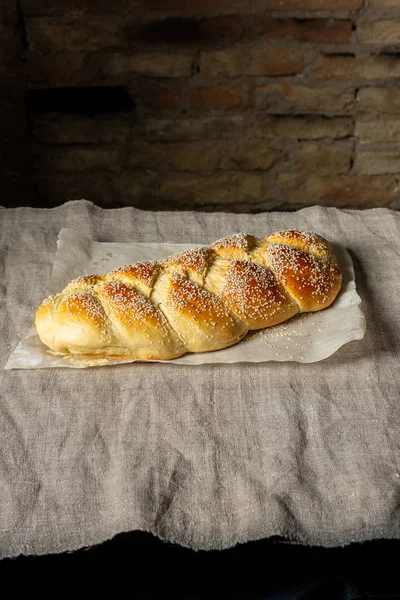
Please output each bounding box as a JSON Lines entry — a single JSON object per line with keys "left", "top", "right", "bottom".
{"left": 35, "top": 230, "right": 342, "bottom": 361}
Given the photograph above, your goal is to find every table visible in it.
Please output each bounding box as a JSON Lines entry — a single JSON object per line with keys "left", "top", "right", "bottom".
{"left": 1, "top": 200, "right": 400, "bottom": 559}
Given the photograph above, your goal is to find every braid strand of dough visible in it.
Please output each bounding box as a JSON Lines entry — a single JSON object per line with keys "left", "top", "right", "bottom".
{"left": 35, "top": 230, "right": 343, "bottom": 361}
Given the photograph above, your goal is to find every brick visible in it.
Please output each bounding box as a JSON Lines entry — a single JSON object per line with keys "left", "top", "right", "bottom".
{"left": 106, "top": 173, "right": 160, "bottom": 207}
{"left": 0, "top": 172, "right": 37, "bottom": 206}
{"left": 370, "top": 0, "right": 400, "bottom": 7}
{"left": 0, "top": 137, "right": 34, "bottom": 171}
{"left": 126, "top": 140, "right": 279, "bottom": 172}
{"left": 198, "top": 15, "right": 244, "bottom": 45}
{"left": 33, "top": 116, "right": 133, "bottom": 144}
{"left": 226, "top": 142, "right": 280, "bottom": 171}
{"left": 357, "top": 88, "right": 400, "bottom": 115}
{"left": 130, "top": 15, "right": 243, "bottom": 47}
{"left": 295, "top": 142, "right": 352, "bottom": 174}
{"left": 37, "top": 171, "right": 156, "bottom": 208}
{"left": 148, "top": 0, "right": 254, "bottom": 15}
{"left": 0, "top": 95, "right": 29, "bottom": 137}
{"left": 200, "top": 44, "right": 304, "bottom": 78}
{"left": 139, "top": 87, "right": 181, "bottom": 109}
{"left": 37, "top": 172, "right": 119, "bottom": 206}
{"left": 0, "top": 0, "right": 18, "bottom": 25}
{"left": 34, "top": 146, "right": 121, "bottom": 171}
{"left": 19, "top": 0, "right": 144, "bottom": 17}
{"left": 102, "top": 52, "right": 193, "bottom": 77}
{"left": 254, "top": 84, "right": 354, "bottom": 113}
{"left": 116, "top": 171, "right": 267, "bottom": 211}
{"left": 358, "top": 21, "right": 400, "bottom": 45}
{"left": 279, "top": 173, "right": 398, "bottom": 207}
{"left": 0, "top": 25, "right": 22, "bottom": 74}
{"left": 146, "top": 116, "right": 248, "bottom": 141}
{"left": 354, "top": 151, "right": 400, "bottom": 175}
{"left": 312, "top": 54, "right": 400, "bottom": 80}
{"left": 26, "top": 18, "right": 123, "bottom": 54}
{"left": 259, "top": 18, "right": 352, "bottom": 45}
{"left": 125, "top": 142, "right": 221, "bottom": 171}
{"left": 189, "top": 86, "right": 242, "bottom": 109}
{"left": 26, "top": 53, "right": 84, "bottom": 83}
{"left": 254, "top": 116, "right": 353, "bottom": 139}
{"left": 150, "top": 0, "right": 363, "bottom": 11}
{"left": 356, "top": 120, "right": 400, "bottom": 143}
{"left": 252, "top": 0, "right": 362, "bottom": 8}
{"left": 159, "top": 172, "right": 262, "bottom": 208}
{"left": 20, "top": 0, "right": 84, "bottom": 16}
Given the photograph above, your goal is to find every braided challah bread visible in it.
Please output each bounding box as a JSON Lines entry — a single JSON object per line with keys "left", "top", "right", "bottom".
{"left": 35, "top": 230, "right": 342, "bottom": 361}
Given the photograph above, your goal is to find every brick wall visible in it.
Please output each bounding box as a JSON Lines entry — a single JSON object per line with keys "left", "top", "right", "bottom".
{"left": 1, "top": 0, "right": 36, "bottom": 205}
{"left": 11, "top": 0, "right": 400, "bottom": 210}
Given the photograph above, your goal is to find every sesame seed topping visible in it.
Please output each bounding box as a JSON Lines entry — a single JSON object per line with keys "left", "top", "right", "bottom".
{"left": 222, "top": 260, "right": 288, "bottom": 320}
{"left": 167, "top": 272, "right": 230, "bottom": 320}
{"left": 42, "top": 293, "right": 59, "bottom": 305}
{"left": 66, "top": 274, "right": 102, "bottom": 290}
{"left": 161, "top": 247, "right": 209, "bottom": 275}
{"left": 110, "top": 261, "right": 159, "bottom": 289}
{"left": 38, "top": 227, "right": 341, "bottom": 362}
{"left": 270, "top": 229, "right": 321, "bottom": 244}
{"left": 211, "top": 233, "right": 250, "bottom": 251}
{"left": 102, "top": 280, "right": 168, "bottom": 329}
{"left": 268, "top": 230, "right": 330, "bottom": 258}
{"left": 267, "top": 244, "right": 338, "bottom": 304}
{"left": 63, "top": 292, "right": 106, "bottom": 324}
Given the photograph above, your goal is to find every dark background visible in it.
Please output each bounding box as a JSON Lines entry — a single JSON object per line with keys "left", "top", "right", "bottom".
{"left": 2, "top": 0, "right": 400, "bottom": 212}
{"left": 3, "top": 532, "right": 400, "bottom": 598}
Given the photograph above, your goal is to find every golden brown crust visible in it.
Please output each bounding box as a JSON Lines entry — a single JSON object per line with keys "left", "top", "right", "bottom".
{"left": 98, "top": 280, "right": 184, "bottom": 360}
{"left": 36, "top": 292, "right": 112, "bottom": 355}
{"left": 210, "top": 233, "right": 258, "bottom": 260}
{"left": 161, "top": 272, "right": 247, "bottom": 353}
{"left": 35, "top": 229, "right": 343, "bottom": 361}
{"left": 160, "top": 247, "right": 209, "bottom": 287}
{"left": 266, "top": 244, "right": 342, "bottom": 312}
{"left": 266, "top": 230, "right": 334, "bottom": 261}
{"left": 219, "top": 260, "right": 298, "bottom": 328}
{"left": 64, "top": 275, "right": 105, "bottom": 293}
{"left": 110, "top": 261, "right": 159, "bottom": 297}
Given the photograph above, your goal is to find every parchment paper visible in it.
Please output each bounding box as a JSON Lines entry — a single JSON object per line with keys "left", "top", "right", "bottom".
{"left": 5, "top": 228, "right": 365, "bottom": 369}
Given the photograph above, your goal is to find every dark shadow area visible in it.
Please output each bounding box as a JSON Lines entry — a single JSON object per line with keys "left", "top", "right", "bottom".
{"left": 348, "top": 248, "right": 399, "bottom": 357}
{"left": 128, "top": 15, "right": 243, "bottom": 47}
{"left": 2, "top": 533, "right": 400, "bottom": 598}
{"left": 26, "top": 86, "right": 136, "bottom": 116}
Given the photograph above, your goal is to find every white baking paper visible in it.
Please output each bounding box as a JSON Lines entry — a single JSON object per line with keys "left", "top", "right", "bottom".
{"left": 5, "top": 228, "right": 366, "bottom": 369}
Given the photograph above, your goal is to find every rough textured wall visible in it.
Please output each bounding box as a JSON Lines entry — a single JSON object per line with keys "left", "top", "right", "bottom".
{"left": 12, "top": 0, "right": 400, "bottom": 210}
{"left": 1, "top": 0, "right": 36, "bottom": 205}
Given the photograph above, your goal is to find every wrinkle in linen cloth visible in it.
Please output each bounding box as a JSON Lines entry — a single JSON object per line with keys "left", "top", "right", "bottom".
{"left": 0, "top": 200, "right": 400, "bottom": 558}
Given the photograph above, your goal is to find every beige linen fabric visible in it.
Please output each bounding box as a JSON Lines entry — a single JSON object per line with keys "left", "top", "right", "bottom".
{"left": 0, "top": 200, "right": 399, "bottom": 558}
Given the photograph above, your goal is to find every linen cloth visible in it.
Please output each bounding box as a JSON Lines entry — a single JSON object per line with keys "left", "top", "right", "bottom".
{"left": 0, "top": 200, "right": 399, "bottom": 558}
